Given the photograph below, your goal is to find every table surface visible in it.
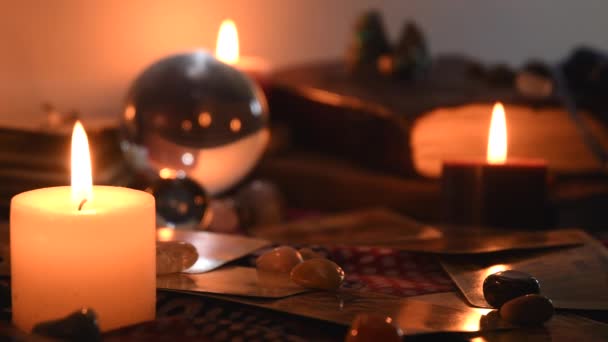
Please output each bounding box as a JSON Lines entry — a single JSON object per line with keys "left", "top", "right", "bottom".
{"left": 1, "top": 220, "right": 607, "bottom": 341}
{"left": 108, "top": 240, "right": 608, "bottom": 341}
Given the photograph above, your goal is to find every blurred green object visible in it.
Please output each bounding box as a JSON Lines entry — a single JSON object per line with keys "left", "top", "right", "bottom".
{"left": 345, "top": 10, "right": 391, "bottom": 72}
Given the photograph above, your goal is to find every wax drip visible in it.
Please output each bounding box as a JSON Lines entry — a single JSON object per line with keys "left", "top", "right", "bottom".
{"left": 78, "top": 199, "right": 87, "bottom": 211}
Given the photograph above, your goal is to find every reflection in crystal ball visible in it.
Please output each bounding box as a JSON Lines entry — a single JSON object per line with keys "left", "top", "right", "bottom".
{"left": 121, "top": 50, "right": 269, "bottom": 194}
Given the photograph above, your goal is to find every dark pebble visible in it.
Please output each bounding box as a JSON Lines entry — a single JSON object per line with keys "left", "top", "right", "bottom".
{"left": 32, "top": 308, "right": 101, "bottom": 342}
{"left": 483, "top": 270, "right": 540, "bottom": 308}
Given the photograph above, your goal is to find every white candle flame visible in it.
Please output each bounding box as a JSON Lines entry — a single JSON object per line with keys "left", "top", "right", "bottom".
{"left": 215, "top": 19, "right": 239, "bottom": 65}
{"left": 71, "top": 121, "right": 93, "bottom": 206}
{"left": 487, "top": 102, "right": 508, "bottom": 164}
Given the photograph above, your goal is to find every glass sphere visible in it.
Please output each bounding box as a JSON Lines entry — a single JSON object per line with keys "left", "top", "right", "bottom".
{"left": 121, "top": 50, "right": 270, "bottom": 195}
{"left": 146, "top": 178, "right": 209, "bottom": 227}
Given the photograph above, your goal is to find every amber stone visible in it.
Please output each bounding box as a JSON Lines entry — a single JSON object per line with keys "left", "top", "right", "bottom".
{"left": 345, "top": 314, "right": 402, "bottom": 342}
{"left": 256, "top": 246, "right": 303, "bottom": 273}
{"left": 156, "top": 241, "right": 199, "bottom": 275}
{"left": 290, "top": 258, "right": 345, "bottom": 290}
{"left": 500, "top": 294, "right": 554, "bottom": 326}
{"left": 483, "top": 270, "right": 540, "bottom": 308}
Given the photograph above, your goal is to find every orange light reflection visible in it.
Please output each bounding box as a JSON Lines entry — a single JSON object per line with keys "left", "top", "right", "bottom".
{"left": 157, "top": 227, "right": 175, "bottom": 242}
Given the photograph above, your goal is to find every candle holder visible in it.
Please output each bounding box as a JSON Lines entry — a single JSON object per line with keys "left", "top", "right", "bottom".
{"left": 441, "top": 159, "right": 550, "bottom": 228}
{"left": 121, "top": 50, "right": 270, "bottom": 195}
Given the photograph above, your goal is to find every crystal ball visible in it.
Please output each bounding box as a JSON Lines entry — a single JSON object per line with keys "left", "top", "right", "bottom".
{"left": 121, "top": 50, "right": 270, "bottom": 195}
{"left": 145, "top": 177, "right": 209, "bottom": 227}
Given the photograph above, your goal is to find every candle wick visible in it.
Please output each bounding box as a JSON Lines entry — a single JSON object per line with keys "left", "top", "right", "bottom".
{"left": 78, "top": 198, "right": 87, "bottom": 211}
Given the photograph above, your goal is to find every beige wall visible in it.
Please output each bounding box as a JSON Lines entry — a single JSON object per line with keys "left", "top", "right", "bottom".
{"left": 1, "top": 0, "right": 606, "bottom": 124}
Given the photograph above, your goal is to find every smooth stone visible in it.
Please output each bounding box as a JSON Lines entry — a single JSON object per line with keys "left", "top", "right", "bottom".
{"left": 500, "top": 294, "right": 554, "bottom": 326}
{"left": 156, "top": 241, "right": 199, "bottom": 275}
{"left": 290, "top": 258, "right": 345, "bottom": 290}
{"left": 483, "top": 270, "right": 540, "bottom": 308}
{"left": 345, "top": 314, "right": 403, "bottom": 342}
{"left": 298, "top": 248, "right": 324, "bottom": 260}
{"left": 32, "top": 308, "right": 101, "bottom": 342}
{"left": 256, "top": 246, "right": 303, "bottom": 273}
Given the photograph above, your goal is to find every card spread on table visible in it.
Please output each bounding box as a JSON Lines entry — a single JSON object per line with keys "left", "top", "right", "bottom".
{"left": 157, "top": 228, "right": 270, "bottom": 273}
{"left": 157, "top": 266, "right": 310, "bottom": 298}
{"left": 441, "top": 232, "right": 608, "bottom": 310}
{"left": 409, "top": 292, "right": 608, "bottom": 340}
{"left": 199, "top": 288, "right": 511, "bottom": 335}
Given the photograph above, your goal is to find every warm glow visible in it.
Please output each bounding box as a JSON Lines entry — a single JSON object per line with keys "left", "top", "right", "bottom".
{"left": 230, "top": 118, "right": 242, "bottom": 132}
{"left": 124, "top": 105, "right": 135, "bottom": 121}
{"left": 198, "top": 112, "right": 212, "bottom": 127}
{"left": 157, "top": 227, "right": 175, "bottom": 242}
{"left": 159, "top": 168, "right": 176, "bottom": 180}
{"left": 484, "top": 264, "right": 508, "bottom": 278}
{"left": 487, "top": 102, "right": 507, "bottom": 164}
{"left": 215, "top": 19, "right": 239, "bottom": 65}
{"left": 71, "top": 121, "right": 93, "bottom": 206}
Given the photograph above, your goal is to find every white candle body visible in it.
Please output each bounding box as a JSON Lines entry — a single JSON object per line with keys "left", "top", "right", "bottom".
{"left": 10, "top": 186, "right": 156, "bottom": 332}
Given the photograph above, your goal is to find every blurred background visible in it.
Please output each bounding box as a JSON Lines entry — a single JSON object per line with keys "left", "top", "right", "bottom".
{"left": 1, "top": 0, "right": 607, "bottom": 124}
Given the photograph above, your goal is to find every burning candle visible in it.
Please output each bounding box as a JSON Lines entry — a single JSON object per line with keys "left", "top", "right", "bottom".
{"left": 10, "top": 122, "right": 156, "bottom": 332}
{"left": 441, "top": 103, "right": 549, "bottom": 228}
{"left": 215, "top": 19, "right": 271, "bottom": 87}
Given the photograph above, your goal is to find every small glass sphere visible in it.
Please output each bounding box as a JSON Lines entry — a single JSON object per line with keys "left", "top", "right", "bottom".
{"left": 121, "top": 50, "right": 270, "bottom": 195}
{"left": 146, "top": 177, "right": 209, "bottom": 227}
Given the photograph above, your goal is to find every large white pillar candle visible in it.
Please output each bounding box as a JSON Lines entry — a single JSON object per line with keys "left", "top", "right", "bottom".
{"left": 10, "top": 122, "right": 156, "bottom": 332}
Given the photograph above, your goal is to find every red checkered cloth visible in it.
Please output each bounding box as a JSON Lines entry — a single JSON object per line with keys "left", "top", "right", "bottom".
{"left": 277, "top": 209, "right": 456, "bottom": 296}
{"left": 329, "top": 246, "right": 455, "bottom": 296}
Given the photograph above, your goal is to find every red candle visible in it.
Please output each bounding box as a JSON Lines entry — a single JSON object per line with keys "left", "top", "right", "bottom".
{"left": 215, "top": 19, "right": 272, "bottom": 89}
{"left": 441, "top": 103, "right": 549, "bottom": 228}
